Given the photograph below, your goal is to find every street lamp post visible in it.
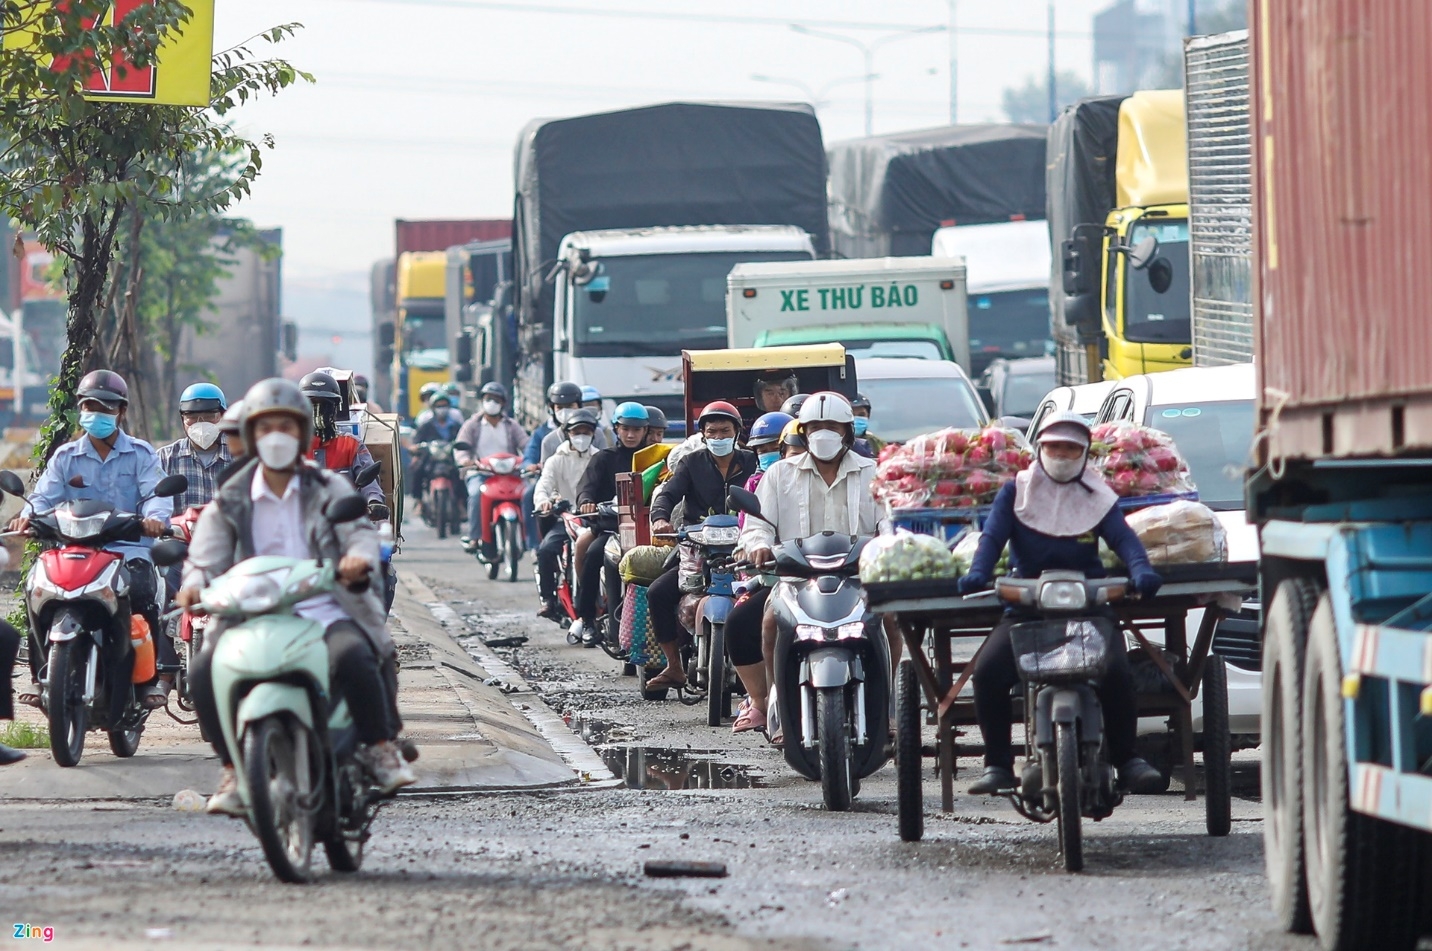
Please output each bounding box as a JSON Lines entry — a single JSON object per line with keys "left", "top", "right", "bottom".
{"left": 789, "top": 23, "right": 946, "bottom": 136}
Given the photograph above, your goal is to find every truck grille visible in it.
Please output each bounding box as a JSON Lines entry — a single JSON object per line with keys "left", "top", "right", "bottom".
{"left": 1211, "top": 603, "right": 1261, "bottom": 672}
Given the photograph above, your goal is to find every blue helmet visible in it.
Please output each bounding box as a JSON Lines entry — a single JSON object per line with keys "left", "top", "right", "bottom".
{"left": 747, "top": 411, "right": 793, "bottom": 448}
{"left": 611, "top": 401, "right": 649, "bottom": 426}
{"left": 580, "top": 385, "right": 602, "bottom": 404}
{"left": 179, "top": 382, "right": 226, "bottom": 414}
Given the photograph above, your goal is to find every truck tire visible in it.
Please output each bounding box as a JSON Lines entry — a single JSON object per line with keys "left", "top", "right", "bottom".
{"left": 1302, "top": 594, "right": 1426, "bottom": 951}
{"left": 1263, "top": 577, "right": 1320, "bottom": 934}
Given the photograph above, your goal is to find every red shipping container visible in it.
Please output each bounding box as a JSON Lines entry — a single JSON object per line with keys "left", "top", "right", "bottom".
{"left": 395, "top": 219, "right": 511, "bottom": 257}
{"left": 1252, "top": 0, "right": 1432, "bottom": 462}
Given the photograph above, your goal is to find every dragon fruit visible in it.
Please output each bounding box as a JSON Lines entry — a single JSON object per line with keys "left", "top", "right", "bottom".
{"left": 872, "top": 424, "right": 1032, "bottom": 512}
{"left": 1088, "top": 421, "right": 1197, "bottom": 499}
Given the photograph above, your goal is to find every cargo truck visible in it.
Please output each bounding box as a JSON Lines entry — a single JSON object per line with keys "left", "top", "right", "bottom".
{"left": 726, "top": 257, "right": 968, "bottom": 368}
{"left": 1185, "top": 30, "right": 1252, "bottom": 367}
{"left": 1048, "top": 91, "right": 1192, "bottom": 386}
{"left": 445, "top": 238, "right": 513, "bottom": 406}
{"left": 509, "top": 102, "right": 829, "bottom": 429}
{"left": 392, "top": 250, "right": 448, "bottom": 420}
{"left": 1246, "top": 3, "right": 1432, "bottom": 948}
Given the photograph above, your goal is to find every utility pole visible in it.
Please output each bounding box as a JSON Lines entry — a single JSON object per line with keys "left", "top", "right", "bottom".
{"left": 1047, "top": 1, "right": 1056, "bottom": 122}
{"left": 948, "top": 0, "right": 958, "bottom": 124}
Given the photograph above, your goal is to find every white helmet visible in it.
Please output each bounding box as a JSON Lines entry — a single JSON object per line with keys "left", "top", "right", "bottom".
{"left": 1035, "top": 410, "right": 1092, "bottom": 449}
{"left": 797, "top": 391, "right": 855, "bottom": 426}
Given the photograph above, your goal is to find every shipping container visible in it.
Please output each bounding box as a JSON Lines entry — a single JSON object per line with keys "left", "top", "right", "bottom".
{"left": 1186, "top": 31, "right": 1252, "bottom": 367}
{"left": 395, "top": 219, "right": 511, "bottom": 258}
{"left": 1252, "top": 0, "right": 1432, "bottom": 462}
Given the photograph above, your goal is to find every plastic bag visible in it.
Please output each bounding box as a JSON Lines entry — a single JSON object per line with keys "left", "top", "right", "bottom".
{"left": 620, "top": 545, "right": 671, "bottom": 585}
{"left": 1124, "top": 499, "right": 1227, "bottom": 566}
{"left": 1088, "top": 421, "right": 1196, "bottom": 498}
{"left": 621, "top": 583, "right": 662, "bottom": 665}
{"left": 858, "top": 531, "right": 959, "bottom": 584}
{"left": 872, "top": 425, "right": 1032, "bottom": 511}
{"left": 950, "top": 531, "right": 1010, "bottom": 577}
{"left": 678, "top": 541, "right": 706, "bottom": 593}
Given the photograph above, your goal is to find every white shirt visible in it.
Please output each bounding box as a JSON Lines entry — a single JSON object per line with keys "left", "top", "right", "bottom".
{"left": 738, "top": 450, "right": 878, "bottom": 553}
{"left": 534, "top": 442, "right": 596, "bottom": 509}
{"left": 250, "top": 469, "right": 348, "bottom": 627}
{"left": 475, "top": 418, "right": 510, "bottom": 460}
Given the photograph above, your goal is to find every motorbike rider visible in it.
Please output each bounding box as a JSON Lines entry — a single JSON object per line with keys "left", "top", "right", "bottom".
{"left": 850, "top": 393, "right": 885, "bottom": 458}
{"left": 645, "top": 401, "right": 758, "bottom": 691}
{"left": 533, "top": 408, "right": 600, "bottom": 620}
{"left": 411, "top": 390, "right": 464, "bottom": 508}
{"left": 729, "top": 393, "right": 881, "bottom": 733}
{"left": 956, "top": 411, "right": 1165, "bottom": 796}
{"left": 158, "top": 383, "right": 232, "bottom": 513}
{"left": 780, "top": 393, "right": 809, "bottom": 418}
{"left": 742, "top": 412, "right": 792, "bottom": 494}
{"left": 524, "top": 381, "right": 584, "bottom": 546}
{"left": 569, "top": 402, "right": 649, "bottom": 645}
{"left": 454, "top": 382, "right": 528, "bottom": 555}
{"left": 8, "top": 370, "right": 174, "bottom": 710}
{"left": 780, "top": 419, "right": 806, "bottom": 459}
{"left": 643, "top": 405, "right": 668, "bottom": 445}
{"left": 754, "top": 369, "right": 798, "bottom": 415}
{"left": 178, "top": 378, "right": 415, "bottom": 815}
{"left": 300, "top": 372, "right": 386, "bottom": 512}
{"left": 217, "top": 400, "right": 246, "bottom": 461}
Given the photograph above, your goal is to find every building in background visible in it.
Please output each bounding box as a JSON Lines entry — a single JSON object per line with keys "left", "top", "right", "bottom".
{"left": 178, "top": 228, "right": 283, "bottom": 402}
{"left": 1093, "top": 0, "right": 1185, "bottom": 93}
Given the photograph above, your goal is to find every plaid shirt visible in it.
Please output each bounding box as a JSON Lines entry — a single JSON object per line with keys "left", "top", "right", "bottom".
{"left": 157, "top": 437, "right": 234, "bottom": 511}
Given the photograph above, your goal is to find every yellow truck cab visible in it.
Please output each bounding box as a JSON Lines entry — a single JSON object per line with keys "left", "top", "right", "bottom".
{"left": 394, "top": 251, "right": 450, "bottom": 419}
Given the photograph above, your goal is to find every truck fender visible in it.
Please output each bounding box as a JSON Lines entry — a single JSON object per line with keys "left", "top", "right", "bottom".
{"left": 805, "top": 648, "right": 852, "bottom": 689}
{"left": 237, "top": 682, "right": 315, "bottom": 736}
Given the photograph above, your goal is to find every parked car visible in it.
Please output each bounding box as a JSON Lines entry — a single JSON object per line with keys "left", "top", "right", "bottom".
{"left": 1026, "top": 379, "right": 1119, "bottom": 435}
{"left": 978, "top": 356, "right": 1057, "bottom": 429}
{"left": 855, "top": 357, "right": 989, "bottom": 445}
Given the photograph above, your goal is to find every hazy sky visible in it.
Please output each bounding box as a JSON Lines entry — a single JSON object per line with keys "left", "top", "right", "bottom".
{"left": 211, "top": 0, "right": 1113, "bottom": 354}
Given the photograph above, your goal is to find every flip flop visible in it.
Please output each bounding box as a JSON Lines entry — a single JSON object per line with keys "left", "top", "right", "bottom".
{"left": 17, "top": 684, "right": 41, "bottom": 709}
{"left": 732, "top": 702, "right": 767, "bottom": 734}
{"left": 142, "top": 679, "right": 172, "bottom": 710}
{"left": 644, "top": 670, "right": 688, "bottom": 691}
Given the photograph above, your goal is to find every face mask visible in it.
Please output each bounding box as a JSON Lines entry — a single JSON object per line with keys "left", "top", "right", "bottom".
{"left": 852, "top": 417, "right": 869, "bottom": 437}
{"left": 705, "top": 437, "right": 735, "bottom": 457}
{"left": 1040, "top": 448, "right": 1087, "bottom": 484}
{"left": 482, "top": 399, "right": 503, "bottom": 417}
{"left": 569, "top": 433, "right": 593, "bottom": 453}
{"left": 256, "top": 432, "right": 300, "bottom": 471}
{"left": 554, "top": 407, "right": 573, "bottom": 425}
{"left": 758, "top": 450, "right": 780, "bottom": 470}
{"left": 187, "top": 421, "right": 220, "bottom": 451}
{"left": 79, "top": 410, "right": 117, "bottom": 440}
{"left": 806, "top": 430, "right": 845, "bottom": 462}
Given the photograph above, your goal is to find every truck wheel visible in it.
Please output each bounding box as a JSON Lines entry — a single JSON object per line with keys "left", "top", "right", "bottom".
{"left": 1264, "top": 578, "right": 1320, "bottom": 933}
{"left": 895, "top": 660, "right": 924, "bottom": 842}
{"left": 1203, "top": 654, "right": 1232, "bottom": 837}
{"left": 1302, "top": 594, "right": 1426, "bottom": 951}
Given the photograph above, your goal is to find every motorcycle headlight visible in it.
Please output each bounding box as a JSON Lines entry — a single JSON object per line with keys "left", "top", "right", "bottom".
{"left": 233, "top": 575, "right": 282, "bottom": 614}
{"left": 55, "top": 510, "right": 108, "bottom": 539}
{"left": 489, "top": 457, "right": 516, "bottom": 475}
{"left": 700, "top": 526, "right": 740, "bottom": 546}
{"left": 1039, "top": 581, "right": 1088, "bottom": 611}
{"left": 834, "top": 621, "right": 865, "bottom": 640}
{"left": 795, "top": 623, "right": 824, "bottom": 642}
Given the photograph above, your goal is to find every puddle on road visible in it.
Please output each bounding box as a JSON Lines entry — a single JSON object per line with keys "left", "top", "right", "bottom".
{"left": 600, "top": 746, "right": 768, "bottom": 791}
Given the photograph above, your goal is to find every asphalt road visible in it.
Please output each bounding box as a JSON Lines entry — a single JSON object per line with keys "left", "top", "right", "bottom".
{"left": 0, "top": 519, "right": 1315, "bottom": 951}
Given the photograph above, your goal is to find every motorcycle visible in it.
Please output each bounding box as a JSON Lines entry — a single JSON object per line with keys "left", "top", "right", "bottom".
{"left": 150, "top": 494, "right": 396, "bottom": 883}
{"left": 553, "top": 501, "right": 626, "bottom": 659}
{"left": 166, "top": 504, "right": 211, "bottom": 725}
{"left": 461, "top": 445, "right": 525, "bottom": 582}
{"left": 993, "top": 571, "right": 1128, "bottom": 872}
{"left": 728, "top": 486, "right": 886, "bottom": 811}
{"left": 418, "top": 441, "right": 463, "bottom": 539}
{"left": 656, "top": 513, "right": 742, "bottom": 726}
{"left": 0, "top": 470, "right": 188, "bottom": 767}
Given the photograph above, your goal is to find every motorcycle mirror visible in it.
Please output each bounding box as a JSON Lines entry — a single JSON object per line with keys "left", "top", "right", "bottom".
{"left": 153, "top": 474, "right": 189, "bottom": 499}
{"left": 150, "top": 538, "right": 188, "bottom": 568}
{"left": 453, "top": 441, "right": 473, "bottom": 453}
{"left": 0, "top": 470, "right": 24, "bottom": 497}
{"left": 352, "top": 461, "right": 381, "bottom": 488}
{"left": 68, "top": 474, "right": 88, "bottom": 489}
{"left": 324, "top": 494, "right": 367, "bottom": 524}
{"left": 727, "top": 486, "right": 762, "bottom": 519}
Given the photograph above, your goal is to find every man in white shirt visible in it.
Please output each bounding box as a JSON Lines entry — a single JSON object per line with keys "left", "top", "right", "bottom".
{"left": 454, "top": 382, "right": 529, "bottom": 554}
{"left": 533, "top": 409, "right": 599, "bottom": 619}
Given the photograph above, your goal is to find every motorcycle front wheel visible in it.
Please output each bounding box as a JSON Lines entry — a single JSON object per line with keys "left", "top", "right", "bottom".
{"left": 706, "top": 621, "right": 728, "bottom": 727}
{"left": 818, "top": 687, "right": 853, "bottom": 812}
{"left": 245, "top": 716, "right": 316, "bottom": 884}
{"left": 503, "top": 520, "right": 521, "bottom": 583}
{"left": 432, "top": 488, "right": 450, "bottom": 538}
{"left": 1056, "top": 722, "right": 1083, "bottom": 872}
{"left": 46, "top": 641, "right": 89, "bottom": 767}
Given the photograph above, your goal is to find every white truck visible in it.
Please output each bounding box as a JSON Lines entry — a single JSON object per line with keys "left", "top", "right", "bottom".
{"left": 726, "top": 257, "right": 969, "bottom": 371}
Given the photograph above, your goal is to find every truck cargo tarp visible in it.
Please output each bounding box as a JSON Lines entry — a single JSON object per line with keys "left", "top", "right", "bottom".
{"left": 514, "top": 101, "right": 829, "bottom": 288}
{"left": 826, "top": 124, "right": 1048, "bottom": 259}
{"left": 1045, "top": 95, "right": 1125, "bottom": 338}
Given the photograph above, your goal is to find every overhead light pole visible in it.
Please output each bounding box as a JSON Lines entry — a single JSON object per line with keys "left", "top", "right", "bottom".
{"left": 790, "top": 23, "right": 946, "bottom": 136}
{"left": 948, "top": 0, "right": 958, "bottom": 124}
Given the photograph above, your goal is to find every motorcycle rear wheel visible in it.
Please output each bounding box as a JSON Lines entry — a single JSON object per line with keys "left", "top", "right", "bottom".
{"left": 818, "top": 687, "right": 853, "bottom": 812}
{"left": 46, "top": 641, "right": 88, "bottom": 768}
{"left": 433, "top": 488, "right": 450, "bottom": 539}
{"left": 108, "top": 726, "right": 142, "bottom": 758}
{"left": 245, "top": 716, "right": 316, "bottom": 884}
{"left": 1056, "top": 722, "right": 1083, "bottom": 872}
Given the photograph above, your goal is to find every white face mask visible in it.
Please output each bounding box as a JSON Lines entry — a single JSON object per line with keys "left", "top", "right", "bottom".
{"left": 806, "top": 430, "right": 844, "bottom": 462}
{"left": 482, "top": 399, "right": 503, "bottom": 417}
{"left": 555, "top": 407, "right": 574, "bottom": 424}
{"left": 569, "top": 433, "right": 593, "bottom": 453}
{"left": 1039, "top": 448, "right": 1087, "bottom": 484}
{"left": 187, "top": 421, "right": 220, "bottom": 451}
{"left": 256, "top": 431, "right": 300, "bottom": 471}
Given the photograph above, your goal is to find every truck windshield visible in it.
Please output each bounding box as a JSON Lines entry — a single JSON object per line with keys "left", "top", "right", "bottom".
{"left": 401, "top": 307, "right": 447, "bottom": 356}
{"left": 861, "top": 376, "right": 987, "bottom": 444}
{"left": 1144, "top": 399, "right": 1254, "bottom": 511}
{"left": 967, "top": 289, "right": 1051, "bottom": 377}
{"left": 1124, "top": 219, "right": 1191, "bottom": 345}
{"left": 573, "top": 251, "right": 809, "bottom": 356}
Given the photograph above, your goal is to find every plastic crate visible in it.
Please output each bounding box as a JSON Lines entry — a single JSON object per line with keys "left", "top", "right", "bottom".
{"left": 1115, "top": 491, "right": 1199, "bottom": 512}
{"left": 888, "top": 506, "right": 990, "bottom": 543}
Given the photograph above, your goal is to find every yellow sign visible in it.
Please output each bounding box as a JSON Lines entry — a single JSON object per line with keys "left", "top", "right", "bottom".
{"left": 6, "top": 1, "right": 215, "bottom": 107}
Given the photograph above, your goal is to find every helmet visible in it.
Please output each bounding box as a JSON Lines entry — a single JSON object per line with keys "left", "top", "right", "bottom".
{"left": 642, "top": 405, "right": 668, "bottom": 430}
{"left": 747, "top": 411, "right": 793, "bottom": 448}
{"left": 443, "top": 383, "right": 461, "bottom": 400}
{"left": 562, "top": 408, "right": 600, "bottom": 433}
{"left": 419, "top": 382, "right": 442, "bottom": 402}
{"left": 1035, "top": 410, "right": 1092, "bottom": 448}
{"left": 611, "top": 401, "right": 649, "bottom": 426}
{"left": 240, "top": 378, "right": 312, "bottom": 451}
{"left": 480, "top": 381, "right": 508, "bottom": 401}
{"left": 753, "top": 369, "right": 797, "bottom": 401}
{"left": 697, "top": 400, "right": 742, "bottom": 430}
{"left": 179, "top": 382, "right": 226, "bottom": 414}
{"left": 580, "top": 385, "right": 601, "bottom": 404}
{"left": 798, "top": 391, "right": 855, "bottom": 426}
{"left": 780, "top": 419, "right": 805, "bottom": 449}
{"left": 77, "top": 370, "right": 129, "bottom": 406}
{"left": 299, "top": 371, "right": 342, "bottom": 403}
{"left": 547, "top": 381, "right": 583, "bottom": 406}
{"left": 217, "top": 400, "right": 245, "bottom": 435}
{"left": 850, "top": 392, "right": 871, "bottom": 412}
{"left": 428, "top": 390, "right": 453, "bottom": 408}
{"left": 780, "top": 393, "right": 809, "bottom": 417}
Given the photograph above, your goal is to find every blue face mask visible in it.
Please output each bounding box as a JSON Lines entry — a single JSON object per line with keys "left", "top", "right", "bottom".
{"left": 706, "top": 437, "right": 736, "bottom": 457}
{"left": 758, "top": 450, "right": 780, "bottom": 470}
{"left": 79, "top": 410, "right": 118, "bottom": 440}
{"left": 852, "top": 416, "right": 869, "bottom": 437}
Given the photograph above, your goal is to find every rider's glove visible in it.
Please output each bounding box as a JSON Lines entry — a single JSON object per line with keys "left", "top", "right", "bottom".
{"left": 1133, "top": 570, "right": 1163, "bottom": 600}
{"left": 957, "top": 572, "right": 990, "bottom": 595}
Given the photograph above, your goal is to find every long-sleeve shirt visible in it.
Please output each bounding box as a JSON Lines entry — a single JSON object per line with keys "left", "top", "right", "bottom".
{"left": 454, "top": 414, "right": 528, "bottom": 467}
{"left": 534, "top": 442, "right": 596, "bottom": 509}
{"left": 651, "top": 448, "right": 758, "bottom": 527}
{"left": 31, "top": 431, "right": 171, "bottom": 559}
{"left": 576, "top": 444, "right": 640, "bottom": 508}
{"left": 523, "top": 420, "right": 554, "bottom": 466}
{"left": 157, "top": 437, "right": 234, "bottom": 511}
{"left": 738, "top": 451, "right": 877, "bottom": 552}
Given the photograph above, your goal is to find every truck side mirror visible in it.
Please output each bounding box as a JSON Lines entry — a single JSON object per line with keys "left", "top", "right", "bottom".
{"left": 1061, "top": 238, "right": 1086, "bottom": 297}
{"left": 454, "top": 330, "right": 474, "bottom": 383}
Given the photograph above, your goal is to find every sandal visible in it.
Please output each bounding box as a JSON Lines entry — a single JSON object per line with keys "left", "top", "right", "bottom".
{"left": 644, "top": 669, "right": 688, "bottom": 691}
{"left": 17, "top": 683, "right": 41, "bottom": 709}
{"left": 142, "top": 678, "right": 173, "bottom": 710}
{"left": 732, "top": 700, "right": 767, "bottom": 734}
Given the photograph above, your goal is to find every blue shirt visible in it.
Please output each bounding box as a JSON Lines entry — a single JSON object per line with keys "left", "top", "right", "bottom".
{"left": 31, "top": 430, "right": 172, "bottom": 559}
{"left": 523, "top": 420, "right": 554, "bottom": 466}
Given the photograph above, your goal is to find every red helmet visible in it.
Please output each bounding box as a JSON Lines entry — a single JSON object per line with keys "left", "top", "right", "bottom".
{"left": 697, "top": 401, "right": 742, "bottom": 430}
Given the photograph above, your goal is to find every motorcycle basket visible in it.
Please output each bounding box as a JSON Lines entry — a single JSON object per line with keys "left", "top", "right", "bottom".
{"left": 1009, "top": 617, "right": 1114, "bottom": 684}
